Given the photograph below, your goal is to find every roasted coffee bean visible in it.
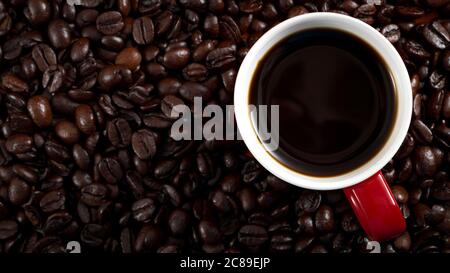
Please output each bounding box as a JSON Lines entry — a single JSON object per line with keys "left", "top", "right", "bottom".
{"left": 8, "top": 178, "right": 31, "bottom": 205}
{"left": 5, "top": 134, "right": 34, "bottom": 154}
{"left": 206, "top": 46, "right": 236, "bottom": 70}
{"left": 70, "top": 38, "right": 90, "bottom": 63}
{"left": 296, "top": 191, "right": 321, "bottom": 213}
{"left": 414, "top": 146, "right": 442, "bottom": 177}
{"left": 179, "top": 81, "right": 211, "bottom": 102}
{"left": 81, "top": 183, "right": 108, "bottom": 207}
{"left": 98, "top": 158, "right": 123, "bottom": 184}
{"left": 198, "top": 220, "right": 221, "bottom": 244}
{"left": 40, "top": 190, "right": 66, "bottom": 213}
{"left": 32, "top": 44, "right": 57, "bottom": 72}
{"left": 48, "top": 19, "right": 72, "bottom": 49}
{"left": 96, "top": 11, "right": 124, "bottom": 35}
{"left": 131, "top": 130, "right": 157, "bottom": 160}
{"left": 0, "top": 220, "right": 18, "bottom": 240}
{"left": 132, "top": 198, "right": 156, "bottom": 222}
{"left": 75, "top": 104, "right": 96, "bottom": 135}
{"left": 238, "top": 225, "right": 268, "bottom": 247}
{"left": 219, "top": 16, "right": 241, "bottom": 43}
{"left": 2, "top": 73, "right": 28, "bottom": 93}
{"left": 423, "top": 21, "right": 450, "bottom": 50}
{"left": 412, "top": 120, "right": 433, "bottom": 144}
{"left": 115, "top": 47, "right": 142, "bottom": 71}
{"left": 315, "top": 205, "right": 335, "bottom": 233}
{"left": 24, "top": 0, "right": 52, "bottom": 25}
{"left": 161, "top": 95, "right": 184, "bottom": 119}
{"left": 107, "top": 118, "right": 132, "bottom": 147}
{"left": 55, "top": 120, "right": 80, "bottom": 145}
{"left": 133, "top": 16, "right": 154, "bottom": 45}
{"left": 162, "top": 47, "right": 190, "bottom": 69}
{"left": 168, "top": 209, "right": 190, "bottom": 236}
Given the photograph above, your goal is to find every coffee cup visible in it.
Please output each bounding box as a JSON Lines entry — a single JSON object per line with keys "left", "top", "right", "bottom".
{"left": 234, "top": 13, "right": 412, "bottom": 241}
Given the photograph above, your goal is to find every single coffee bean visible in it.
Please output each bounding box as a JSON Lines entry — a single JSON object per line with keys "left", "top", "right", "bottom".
{"left": 162, "top": 47, "right": 190, "bottom": 69}
{"left": 39, "top": 190, "right": 66, "bottom": 213}
{"left": 1, "top": 73, "right": 28, "bottom": 93}
{"left": 97, "top": 157, "right": 123, "bottom": 184}
{"left": 96, "top": 11, "right": 124, "bottom": 35}
{"left": 55, "top": 120, "right": 80, "bottom": 145}
{"left": 132, "top": 198, "right": 157, "bottom": 222}
{"left": 5, "top": 134, "right": 34, "bottom": 154}
{"left": 115, "top": 47, "right": 142, "bottom": 71}
{"left": 32, "top": 44, "right": 57, "bottom": 72}
{"left": 315, "top": 205, "right": 335, "bottom": 233}
{"left": 238, "top": 224, "right": 268, "bottom": 247}
{"left": 131, "top": 129, "right": 157, "bottom": 160}
{"left": 70, "top": 38, "right": 90, "bottom": 63}
{"left": 72, "top": 144, "right": 90, "bottom": 170}
{"left": 75, "top": 104, "right": 96, "bottom": 135}
{"left": 0, "top": 220, "right": 18, "bottom": 240}
{"left": 133, "top": 16, "right": 154, "bottom": 45}
{"left": 8, "top": 177, "right": 31, "bottom": 205}
{"left": 168, "top": 209, "right": 190, "bottom": 236}
{"left": 48, "top": 19, "right": 72, "bottom": 49}
{"left": 198, "top": 220, "right": 221, "bottom": 244}
{"left": 81, "top": 183, "right": 108, "bottom": 207}
{"left": 107, "top": 118, "right": 132, "bottom": 147}
{"left": 24, "top": 0, "right": 51, "bottom": 25}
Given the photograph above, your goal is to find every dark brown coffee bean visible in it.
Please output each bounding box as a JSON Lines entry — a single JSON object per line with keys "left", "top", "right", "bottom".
{"left": 423, "top": 21, "right": 450, "bottom": 50}
{"left": 96, "top": 11, "right": 124, "bottom": 35}
{"left": 5, "top": 134, "right": 34, "bottom": 154}
{"left": 40, "top": 190, "right": 65, "bottom": 213}
{"left": 132, "top": 16, "right": 154, "bottom": 45}
{"left": 0, "top": 220, "right": 18, "bottom": 240}
{"left": 75, "top": 104, "right": 96, "bottom": 135}
{"left": 70, "top": 38, "right": 90, "bottom": 63}
{"left": 198, "top": 220, "right": 221, "bottom": 244}
{"left": 53, "top": 120, "right": 79, "bottom": 145}
{"left": 414, "top": 146, "right": 443, "bottom": 177}
{"left": 161, "top": 95, "right": 184, "bottom": 119}
{"left": 48, "top": 19, "right": 71, "bottom": 49}
{"left": 162, "top": 47, "right": 190, "bottom": 69}
{"left": 8, "top": 177, "right": 31, "bottom": 206}
{"left": 296, "top": 191, "right": 321, "bottom": 213}
{"left": 238, "top": 224, "right": 268, "bottom": 247}
{"left": 107, "top": 118, "right": 131, "bottom": 147}
{"left": 412, "top": 120, "right": 433, "bottom": 144}
{"left": 24, "top": 0, "right": 51, "bottom": 25}
{"left": 81, "top": 183, "right": 108, "bottom": 207}
{"left": 98, "top": 158, "right": 123, "bottom": 184}
{"left": 32, "top": 44, "right": 57, "bottom": 72}
{"left": 179, "top": 81, "right": 211, "bottom": 102}
{"left": 1, "top": 73, "right": 28, "bottom": 93}
{"left": 219, "top": 16, "right": 241, "bottom": 43}
{"left": 154, "top": 159, "right": 177, "bottom": 179}
{"left": 206, "top": 46, "right": 236, "bottom": 70}
{"left": 131, "top": 129, "right": 157, "bottom": 160}
{"left": 132, "top": 198, "right": 156, "bottom": 222}
{"left": 115, "top": 47, "right": 142, "bottom": 71}
{"left": 315, "top": 205, "right": 335, "bottom": 233}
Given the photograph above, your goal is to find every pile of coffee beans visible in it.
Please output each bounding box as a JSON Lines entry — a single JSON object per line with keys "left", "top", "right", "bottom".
{"left": 0, "top": 0, "right": 448, "bottom": 253}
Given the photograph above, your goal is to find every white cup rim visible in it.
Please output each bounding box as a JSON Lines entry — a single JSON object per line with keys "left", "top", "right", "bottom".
{"left": 234, "top": 12, "right": 412, "bottom": 191}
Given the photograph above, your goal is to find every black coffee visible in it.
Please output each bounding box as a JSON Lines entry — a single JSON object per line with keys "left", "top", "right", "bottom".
{"left": 250, "top": 28, "right": 396, "bottom": 177}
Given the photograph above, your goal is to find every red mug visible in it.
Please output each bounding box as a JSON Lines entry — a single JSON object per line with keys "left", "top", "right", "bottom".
{"left": 234, "top": 13, "right": 412, "bottom": 241}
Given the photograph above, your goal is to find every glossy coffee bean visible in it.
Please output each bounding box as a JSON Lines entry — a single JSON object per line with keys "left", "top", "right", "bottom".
{"left": 27, "top": 95, "right": 52, "bottom": 127}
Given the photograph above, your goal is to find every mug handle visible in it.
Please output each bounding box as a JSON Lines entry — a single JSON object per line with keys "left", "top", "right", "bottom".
{"left": 343, "top": 171, "right": 406, "bottom": 241}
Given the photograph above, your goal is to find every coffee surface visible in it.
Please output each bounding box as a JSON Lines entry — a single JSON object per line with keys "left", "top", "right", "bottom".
{"left": 250, "top": 29, "right": 396, "bottom": 176}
